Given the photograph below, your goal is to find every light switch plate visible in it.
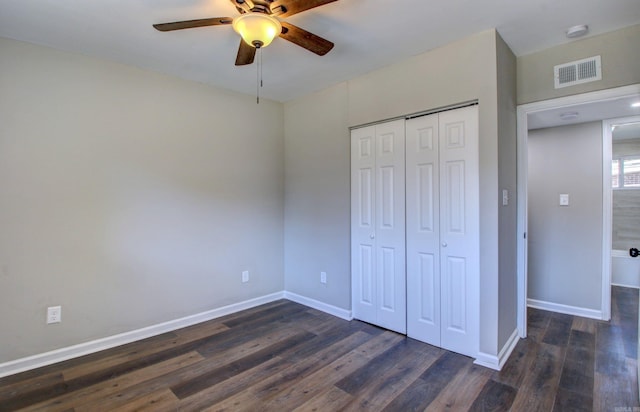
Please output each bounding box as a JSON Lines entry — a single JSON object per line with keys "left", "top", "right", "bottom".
{"left": 559, "top": 194, "right": 569, "bottom": 206}
{"left": 502, "top": 189, "right": 509, "bottom": 206}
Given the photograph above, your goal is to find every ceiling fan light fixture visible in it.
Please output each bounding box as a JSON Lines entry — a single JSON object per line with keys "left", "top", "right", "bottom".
{"left": 232, "top": 13, "right": 282, "bottom": 48}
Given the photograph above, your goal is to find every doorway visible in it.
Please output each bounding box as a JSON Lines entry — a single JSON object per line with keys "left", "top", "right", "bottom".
{"left": 607, "top": 116, "right": 640, "bottom": 290}
{"left": 516, "top": 84, "right": 640, "bottom": 337}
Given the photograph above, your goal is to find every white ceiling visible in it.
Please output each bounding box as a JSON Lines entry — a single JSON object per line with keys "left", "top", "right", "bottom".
{"left": 0, "top": 0, "right": 639, "bottom": 102}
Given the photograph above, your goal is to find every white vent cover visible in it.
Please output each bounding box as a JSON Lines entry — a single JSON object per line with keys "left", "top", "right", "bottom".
{"left": 554, "top": 55, "right": 602, "bottom": 89}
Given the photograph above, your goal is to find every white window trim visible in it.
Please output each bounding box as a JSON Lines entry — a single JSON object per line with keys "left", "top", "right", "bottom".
{"left": 612, "top": 154, "right": 640, "bottom": 190}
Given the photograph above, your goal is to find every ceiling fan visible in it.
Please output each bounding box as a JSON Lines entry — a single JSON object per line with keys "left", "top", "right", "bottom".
{"left": 153, "top": 0, "right": 337, "bottom": 66}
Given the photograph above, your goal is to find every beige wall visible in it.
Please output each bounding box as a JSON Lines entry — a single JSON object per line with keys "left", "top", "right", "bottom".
{"left": 0, "top": 37, "right": 285, "bottom": 363}
{"left": 518, "top": 24, "right": 640, "bottom": 104}
{"left": 284, "top": 29, "right": 519, "bottom": 358}
{"left": 528, "top": 122, "right": 603, "bottom": 310}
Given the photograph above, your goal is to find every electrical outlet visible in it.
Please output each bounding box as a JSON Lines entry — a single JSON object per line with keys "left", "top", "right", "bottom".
{"left": 242, "top": 270, "right": 249, "bottom": 283}
{"left": 47, "top": 306, "right": 61, "bottom": 324}
{"left": 320, "top": 271, "right": 327, "bottom": 284}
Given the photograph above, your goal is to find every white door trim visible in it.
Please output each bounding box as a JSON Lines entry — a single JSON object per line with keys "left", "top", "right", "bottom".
{"left": 517, "top": 84, "right": 640, "bottom": 336}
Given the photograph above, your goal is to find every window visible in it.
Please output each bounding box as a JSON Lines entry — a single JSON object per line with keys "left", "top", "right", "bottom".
{"left": 612, "top": 156, "right": 640, "bottom": 189}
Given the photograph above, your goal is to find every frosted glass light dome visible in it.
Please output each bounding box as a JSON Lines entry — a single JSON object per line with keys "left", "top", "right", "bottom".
{"left": 232, "top": 13, "right": 282, "bottom": 48}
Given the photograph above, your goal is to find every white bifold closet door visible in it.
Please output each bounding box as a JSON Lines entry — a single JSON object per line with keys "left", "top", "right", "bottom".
{"left": 405, "top": 106, "right": 479, "bottom": 357}
{"left": 351, "top": 119, "right": 406, "bottom": 334}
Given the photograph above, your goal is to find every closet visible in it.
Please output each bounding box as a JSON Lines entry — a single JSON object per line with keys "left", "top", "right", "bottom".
{"left": 351, "top": 105, "right": 479, "bottom": 357}
{"left": 350, "top": 119, "right": 406, "bottom": 334}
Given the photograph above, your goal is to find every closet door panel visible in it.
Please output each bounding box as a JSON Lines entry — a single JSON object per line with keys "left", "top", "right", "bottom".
{"left": 351, "top": 126, "right": 377, "bottom": 325}
{"left": 406, "top": 114, "right": 440, "bottom": 344}
{"left": 439, "top": 106, "right": 479, "bottom": 357}
{"left": 375, "top": 120, "right": 406, "bottom": 333}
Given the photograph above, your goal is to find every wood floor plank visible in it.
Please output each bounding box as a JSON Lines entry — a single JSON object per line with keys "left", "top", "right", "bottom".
{"left": 492, "top": 338, "right": 538, "bottom": 389}
{"left": 542, "top": 312, "right": 573, "bottom": 347}
{"left": 230, "top": 330, "right": 373, "bottom": 406}
{"left": 185, "top": 330, "right": 372, "bottom": 411}
{"left": 381, "top": 351, "right": 471, "bottom": 411}
{"left": 335, "top": 339, "right": 426, "bottom": 395}
{"left": 527, "top": 308, "right": 552, "bottom": 342}
{"left": 467, "top": 379, "right": 517, "bottom": 412}
{"left": 594, "top": 360, "right": 640, "bottom": 412}
{"left": 558, "top": 330, "right": 595, "bottom": 397}
{"left": 195, "top": 311, "right": 317, "bottom": 358}
{"left": 596, "top": 322, "right": 626, "bottom": 359}
{"left": 425, "top": 363, "right": 494, "bottom": 412}
{"left": 62, "top": 322, "right": 229, "bottom": 381}
{"left": 0, "top": 331, "right": 179, "bottom": 387}
{"left": 73, "top": 325, "right": 308, "bottom": 412}
{"left": 116, "top": 388, "right": 179, "bottom": 412}
{"left": 552, "top": 388, "right": 592, "bottom": 412}
{"left": 221, "top": 331, "right": 404, "bottom": 411}
{"left": 171, "top": 330, "right": 315, "bottom": 399}
{"left": 340, "top": 341, "right": 442, "bottom": 411}
{"left": 0, "top": 372, "right": 63, "bottom": 403}
{"left": 510, "top": 342, "right": 565, "bottom": 412}
{"left": 178, "top": 357, "right": 292, "bottom": 412}
{"left": 571, "top": 316, "right": 598, "bottom": 335}
{"left": 292, "top": 386, "right": 353, "bottom": 412}
{"left": 281, "top": 320, "right": 375, "bottom": 362}
{"left": 23, "top": 351, "right": 204, "bottom": 412}
{"left": 221, "top": 301, "right": 308, "bottom": 329}
{"left": 205, "top": 299, "right": 290, "bottom": 325}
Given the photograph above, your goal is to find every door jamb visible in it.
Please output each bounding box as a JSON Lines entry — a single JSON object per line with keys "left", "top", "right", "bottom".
{"left": 517, "top": 84, "right": 640, "bottom": 337}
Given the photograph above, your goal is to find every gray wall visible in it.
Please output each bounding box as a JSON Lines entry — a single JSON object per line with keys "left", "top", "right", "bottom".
{"left": 518, "top": 24, "right": 640, "bottom": 104}
{"left": 284, "top": 29, "right": 519, "bottom": 358}
{"left": 528, "top": 122, "right": 603, "bottom": 311}
{"left": 283, "top": 83, "right": 351, "bottom": 307}
{"left": 496, "top": 34, "right": 518, "bottom": 348}
{"left": 612, "top": 138, "right": 640, "bottom": 251}
{"left": 0, "top": 38, "right": 285, "bottom": 363}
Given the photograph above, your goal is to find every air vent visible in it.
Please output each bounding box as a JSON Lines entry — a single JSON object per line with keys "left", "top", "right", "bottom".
{"left": 554, "top": 55, "right": 602, "bottom": 89}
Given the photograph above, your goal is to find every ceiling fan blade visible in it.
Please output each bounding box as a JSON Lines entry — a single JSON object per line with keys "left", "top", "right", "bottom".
{"left": 153, "top": 17, "right": 233, "bottom": 32}
{"left": 235, "top": 39, "right": 256, "bottom": 65}
{"left": 270, "top": 0, "right": 337, "bottom": 18}
{"left": 279, "top": 22, "right": 334, "bottom": 56}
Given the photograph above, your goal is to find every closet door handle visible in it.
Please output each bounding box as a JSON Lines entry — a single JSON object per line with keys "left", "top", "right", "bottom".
{"left": 442, "top": 242, "right": 448, "bottom": 247}
{"left": 370, "top": 234, "right": 375, "bottom": 239}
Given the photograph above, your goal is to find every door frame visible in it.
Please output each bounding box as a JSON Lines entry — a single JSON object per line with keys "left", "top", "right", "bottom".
{"left": 516, "top": 84, "right": 640, "bottom": 337}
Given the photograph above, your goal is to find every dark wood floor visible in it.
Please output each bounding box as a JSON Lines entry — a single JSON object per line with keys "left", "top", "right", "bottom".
{"left": 1, "top": 286, "right": 637, "bottom": 411}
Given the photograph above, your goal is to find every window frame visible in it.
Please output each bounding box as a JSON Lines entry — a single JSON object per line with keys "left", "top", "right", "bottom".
{"left": 612, "top": 154, "right": 640, "bottom": 190}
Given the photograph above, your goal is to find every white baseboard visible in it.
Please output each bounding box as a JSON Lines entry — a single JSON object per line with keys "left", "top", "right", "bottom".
{"left": 527, "top": 298, "right": 603, "bottom": 320}
{"left": 284, "top": 291, "right": 353, "bottom": 321}
{"left": 474, "top": 328, "right": 519, "bottom": 371}
{"left": 0, "top": 292, "right": 285, "bottom": 378}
